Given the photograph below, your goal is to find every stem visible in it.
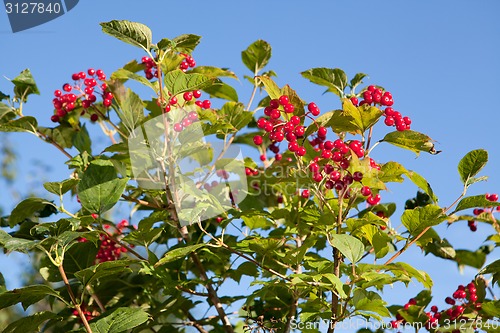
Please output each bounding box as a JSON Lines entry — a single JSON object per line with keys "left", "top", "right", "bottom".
{"left": 327, "top": 191, "right": 346, "bottom": 333}
{"left": 384, "top": 188, "right": 467, "bottom": 266}
{"left": 246, "top": 78, "right": 259, "bottom": 111}
{"left": 158, "top": 163, "right": 234, "bottom": 333}
{"left": 365, "top": 127, "right": 374, "bottom": 153}
{"left": 58, "top": 264, "right": 93, "bottom": 333}
{"left": 185, "top": 311, "right": 210, "bottom": 333}
{"left": 36, "top": 130, "right": 73, "bottom": 159}
{"left": 86, "top": 285, "right": 106, "bottom": 313}
{"left": 284, "top": 236, "right": 304, "bottom": 333}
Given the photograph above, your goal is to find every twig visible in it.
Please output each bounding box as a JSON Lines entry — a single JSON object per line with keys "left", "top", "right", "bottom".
{"left": 59, "top": 264, "right": 93, "bottom": 333}
{"left": 86, "top": 285, "right": 105, "bottom": 313}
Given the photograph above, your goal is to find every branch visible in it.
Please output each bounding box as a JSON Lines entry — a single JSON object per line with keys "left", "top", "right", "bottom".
{"left": 59, "top": 264, "right": 93, "bottom": 333}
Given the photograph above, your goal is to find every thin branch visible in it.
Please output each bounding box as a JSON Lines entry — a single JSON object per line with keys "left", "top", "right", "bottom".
{"left": 59, "top": 265, "right": 93, "bottom": 333}
{"left": 86, "top": 285, "right": 105, "bottom": 313}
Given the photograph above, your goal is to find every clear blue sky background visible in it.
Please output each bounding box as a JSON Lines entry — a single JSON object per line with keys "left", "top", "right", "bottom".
{"left": 1, "top": 0, "right": 499, "bottom": 330}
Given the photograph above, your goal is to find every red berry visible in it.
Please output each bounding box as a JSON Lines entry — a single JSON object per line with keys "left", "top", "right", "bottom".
{"left": 278, "top": 95, "right": 289, "bottom": 105}
{"left": 353, "top": 171, "right": 363, "bottom": 182}
{"left": 469, "top": 294, "right": 478, "bottom": 302}
{"left": 269, "top": 99, "right": 280, "bottom": 109}
{"left": 103, "top": 99, "right": 112, "bottom": 107}
{"left": 296, "top": 146, "right": 307, "bottom": 156}
{"left": 90, "top": 114, "right": 99, "bottom": 122}
{"left": 445, "top": 297, "right": 455, "bottom": 305}
{"left": 486, "top": 193, "right": 499, "bottom": 202}
{"left": 430, "top": 305, "right": 438, "bottom": 313}
{"left": 191, "top": 90, "right": 202, "bottom": 99}
{"left": 350, "top": 97, "right": 358, "bottom": 106}
{"left": 301, "top": 189, "right": 310, "bottom": 198}
{"left": 253, "top": 135, "right": 263, "bottom": 145}
{"left": 169, "top": 96, "right": 178, "bottom": 105}
{"left": 183, "top": 91, "right": 193, "bottom": 101}
{"left": 360, "top": 186, "right": 371, "bottom": 196}
{"left": 284, "top": 104, "right": 295, "bottom": 113}
{"left": 63, "top": 83, "right": 72, "bottom": 92}
{"left": 173, "top": 123, "right": 183, "bottom": 132}
{"left": 50, "top": 115, "right": 60, "bottom": 122}
{"left": 317, "top": 127, "right": 327, "bottom": 137}
{"left": 308, "top": 102, "right": 320, "bottom": 116}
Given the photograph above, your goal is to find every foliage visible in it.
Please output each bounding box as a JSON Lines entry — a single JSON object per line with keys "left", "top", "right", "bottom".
{"left": 0, "top": 20, "right": 499, "bottom": 333}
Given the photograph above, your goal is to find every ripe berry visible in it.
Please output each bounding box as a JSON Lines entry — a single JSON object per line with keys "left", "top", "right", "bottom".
{"left": 301, "top": 189, "right": 310, "bottom": 198}
{"left": 486, "top": 193, "right": 499, "bottom": 202}
{"left": 269, "top": 99, "right": 280, "bottom": 109}
{"left": 90, "top": 114, "right": 99, "bottom": 122}
{"left": 360, "top": 186, "right": 371, "bottom": 196}
{"left": 173, "top": 123, "right": 183, "bottom": 132}
{"left": 317, "top": 127, "right": 327, "bottom": 137}
{"left": 353, "top": 171, "right": 363, "bottom": 182}
{"left": 384, "top": 117, "right": 395, "bottom": 126}
{"left": 445, "top": 297, "right": 455, "bottom": 305}
{"left": 284, "top": 104, "right": 295, "bottom": 113}
{"left": 307, "top": 102, "right": 320, "bottom": 116}
{"left": 350, "top": 97, "right": 358, "bottom": 106}
{"left": 296, "top": 146, "right": 307, "bottom": 156}
{"left": 50, "top": 115, "right": 60, "bottom": 122}
{"left": 103, "top": 99, "right": 112, "bottom": 107}
{"left": 183, "top": 91, "right": 193, "bottom": 101}
{"left": 62, "top": 83, "right": 72, "bottom": 92}
{"left": 253, "top": 135, "right": 263, "bottom": 145}
{"left": 279, "top": 95, "right": 289, "bottom": 105}
{"left": 367, "top": 194, "right": 381, "bottom": 206}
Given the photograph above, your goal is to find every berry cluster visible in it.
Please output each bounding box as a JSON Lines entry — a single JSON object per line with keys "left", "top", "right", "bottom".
{"left": 79, "top": 219, "right": 129, "bottom": 263}
{"left": 350, "top": 85, "right": 411, "bottom": 132}
{"left": 50, "top": 68, "right": 113, "bottom": 123}
{"left": 467, "top": 193, "right": 500, "bottom": 232}
{"left": 179, "top": 53, "right": 196, "bottom": 72}
{"left": 141, "top": 53, "right": 196, "bottom": 80}
{"left": 72, "top": 308, "right": 93, "bottom": 322}
{"left": 391, "top": 282, "right": 482, "bottom": 331}
{"left": 51, "top": 69, "right": 112, "bottom": 123}
{"left": 253, "top": 95, "right": 383, "bottom": 207}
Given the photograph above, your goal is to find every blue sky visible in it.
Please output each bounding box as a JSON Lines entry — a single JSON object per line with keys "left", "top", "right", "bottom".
{"left": 1, "top": 0, "right": 500, "bottom": 330}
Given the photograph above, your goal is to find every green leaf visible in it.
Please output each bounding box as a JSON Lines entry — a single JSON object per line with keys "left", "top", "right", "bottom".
{"left": 0, "top": 229, "right": 38, "bottom": 253}
{"left": 219, "top": 102, "right": 253, "bottom": 131}
{"left": 189, "top": 66, "right": 237, "bottom": 79}
{"left": 329, "top": 234, "right": 364, "bottom": 263}
{"left": 478, "top": 259, "right": 500, "bottom": 286}
{"left": 241, "top": 40, "right": 272, "bottom": 73}
{"left": 342, "top": 98, "right": 383, "bottom": 132}
{"left": 425, "top": 238, "right": 456, "bottom": 259}
{"left": 43, "top": 179, "right": 79, "bottom": 196}
{"left": 354, "top": 298, "right": 392, "bottom": 318}
{"left": 0, "top": 285, "right": 61, "bottom": 310}
{"left": 401, "top": 205, "right": 447, "bottom": 236}
{"left": 381, "top": 130, "right": 438, "bottom": 155}
{"left": 481, "top": 301, "right": 500, "bottom": 317}
{"left": 111, "top": 68, "right": 155, "bottom": 90}
{"left": 455, "top": 249, "right": 486, "bottom": 269}
{"left": 155, "top": 244, "right": 206, "bottom": 267}
{"left": 9, "top": 197, "right": 57, "bottom": 227}
{"left": 172, "top": 34, "right": 201, "bottom": 54}
{"left": 38, "top": 123, "right": 76, "bottom": 149}
{"left": 100, "top": 20, "right": 152, "bottom": 51}
{"left": 453, "top": 195, "right": 500, "bottom": 213}
{"left": 0, "top": 116, "right": 37, "bottom": 133}
{"left": 114, "top": 88, "right": 145, "bottom": 133}
{"left": 350, "top": 72, "right": 367, "bottom": 90}
{"left": 88, "top": 307, "right": 149, "bottom": 333}
{"left": 203, "top": 82, "right": 239, "bottom": 102}
{"left": 73, "top": 124, "right": 92, "bottom": 154}
{"left": 301, "top": 67, "right": 348, "bottom": 96}
{"left": 2, "top": 311, "right": 60, "bottom": 333}
{"left": 458, "top": 149, "right": 488, "bottom": 185}
{"left": 77, "top": 160, "right": 129, "bottom": 214}
{"left": 259, "top": 75, "right": 281, "bottom": 100}
{"left": 164, "top": 70, "right": 214, "bottom": 96}
{"left": 74, "top": 259, "right": 134, "bottom": 287}
{"left": 12, "top": 69, "right": 39, "bottom": 101}
{"left": 156, "top": 37, "right": 172, "bottom": 50}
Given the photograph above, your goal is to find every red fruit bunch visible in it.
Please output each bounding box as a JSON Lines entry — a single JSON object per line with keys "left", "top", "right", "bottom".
{"left": 391, "top": 282, "right": 482, "bottom": 331}
{"left": 468, "top": 193, "right": 500, "bottom": 232}
{"left": 51, "top": 68, "right": 113, "bottom": 123}
{"left": 253, "top": 95, "right": 383, "bottom": 206}
{"left": 350, "top": 85, "right": 411, "bottom": 132}
{"left": 80, "top": 219, "right": 130, "bottom": 263}
{"left": 141, "top": 53, "right": 196, "bottom": 80}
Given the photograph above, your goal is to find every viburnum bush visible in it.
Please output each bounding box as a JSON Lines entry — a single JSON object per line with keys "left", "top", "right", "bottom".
{"left": 0, "top": 20, "right": 499, "bottom": 333}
